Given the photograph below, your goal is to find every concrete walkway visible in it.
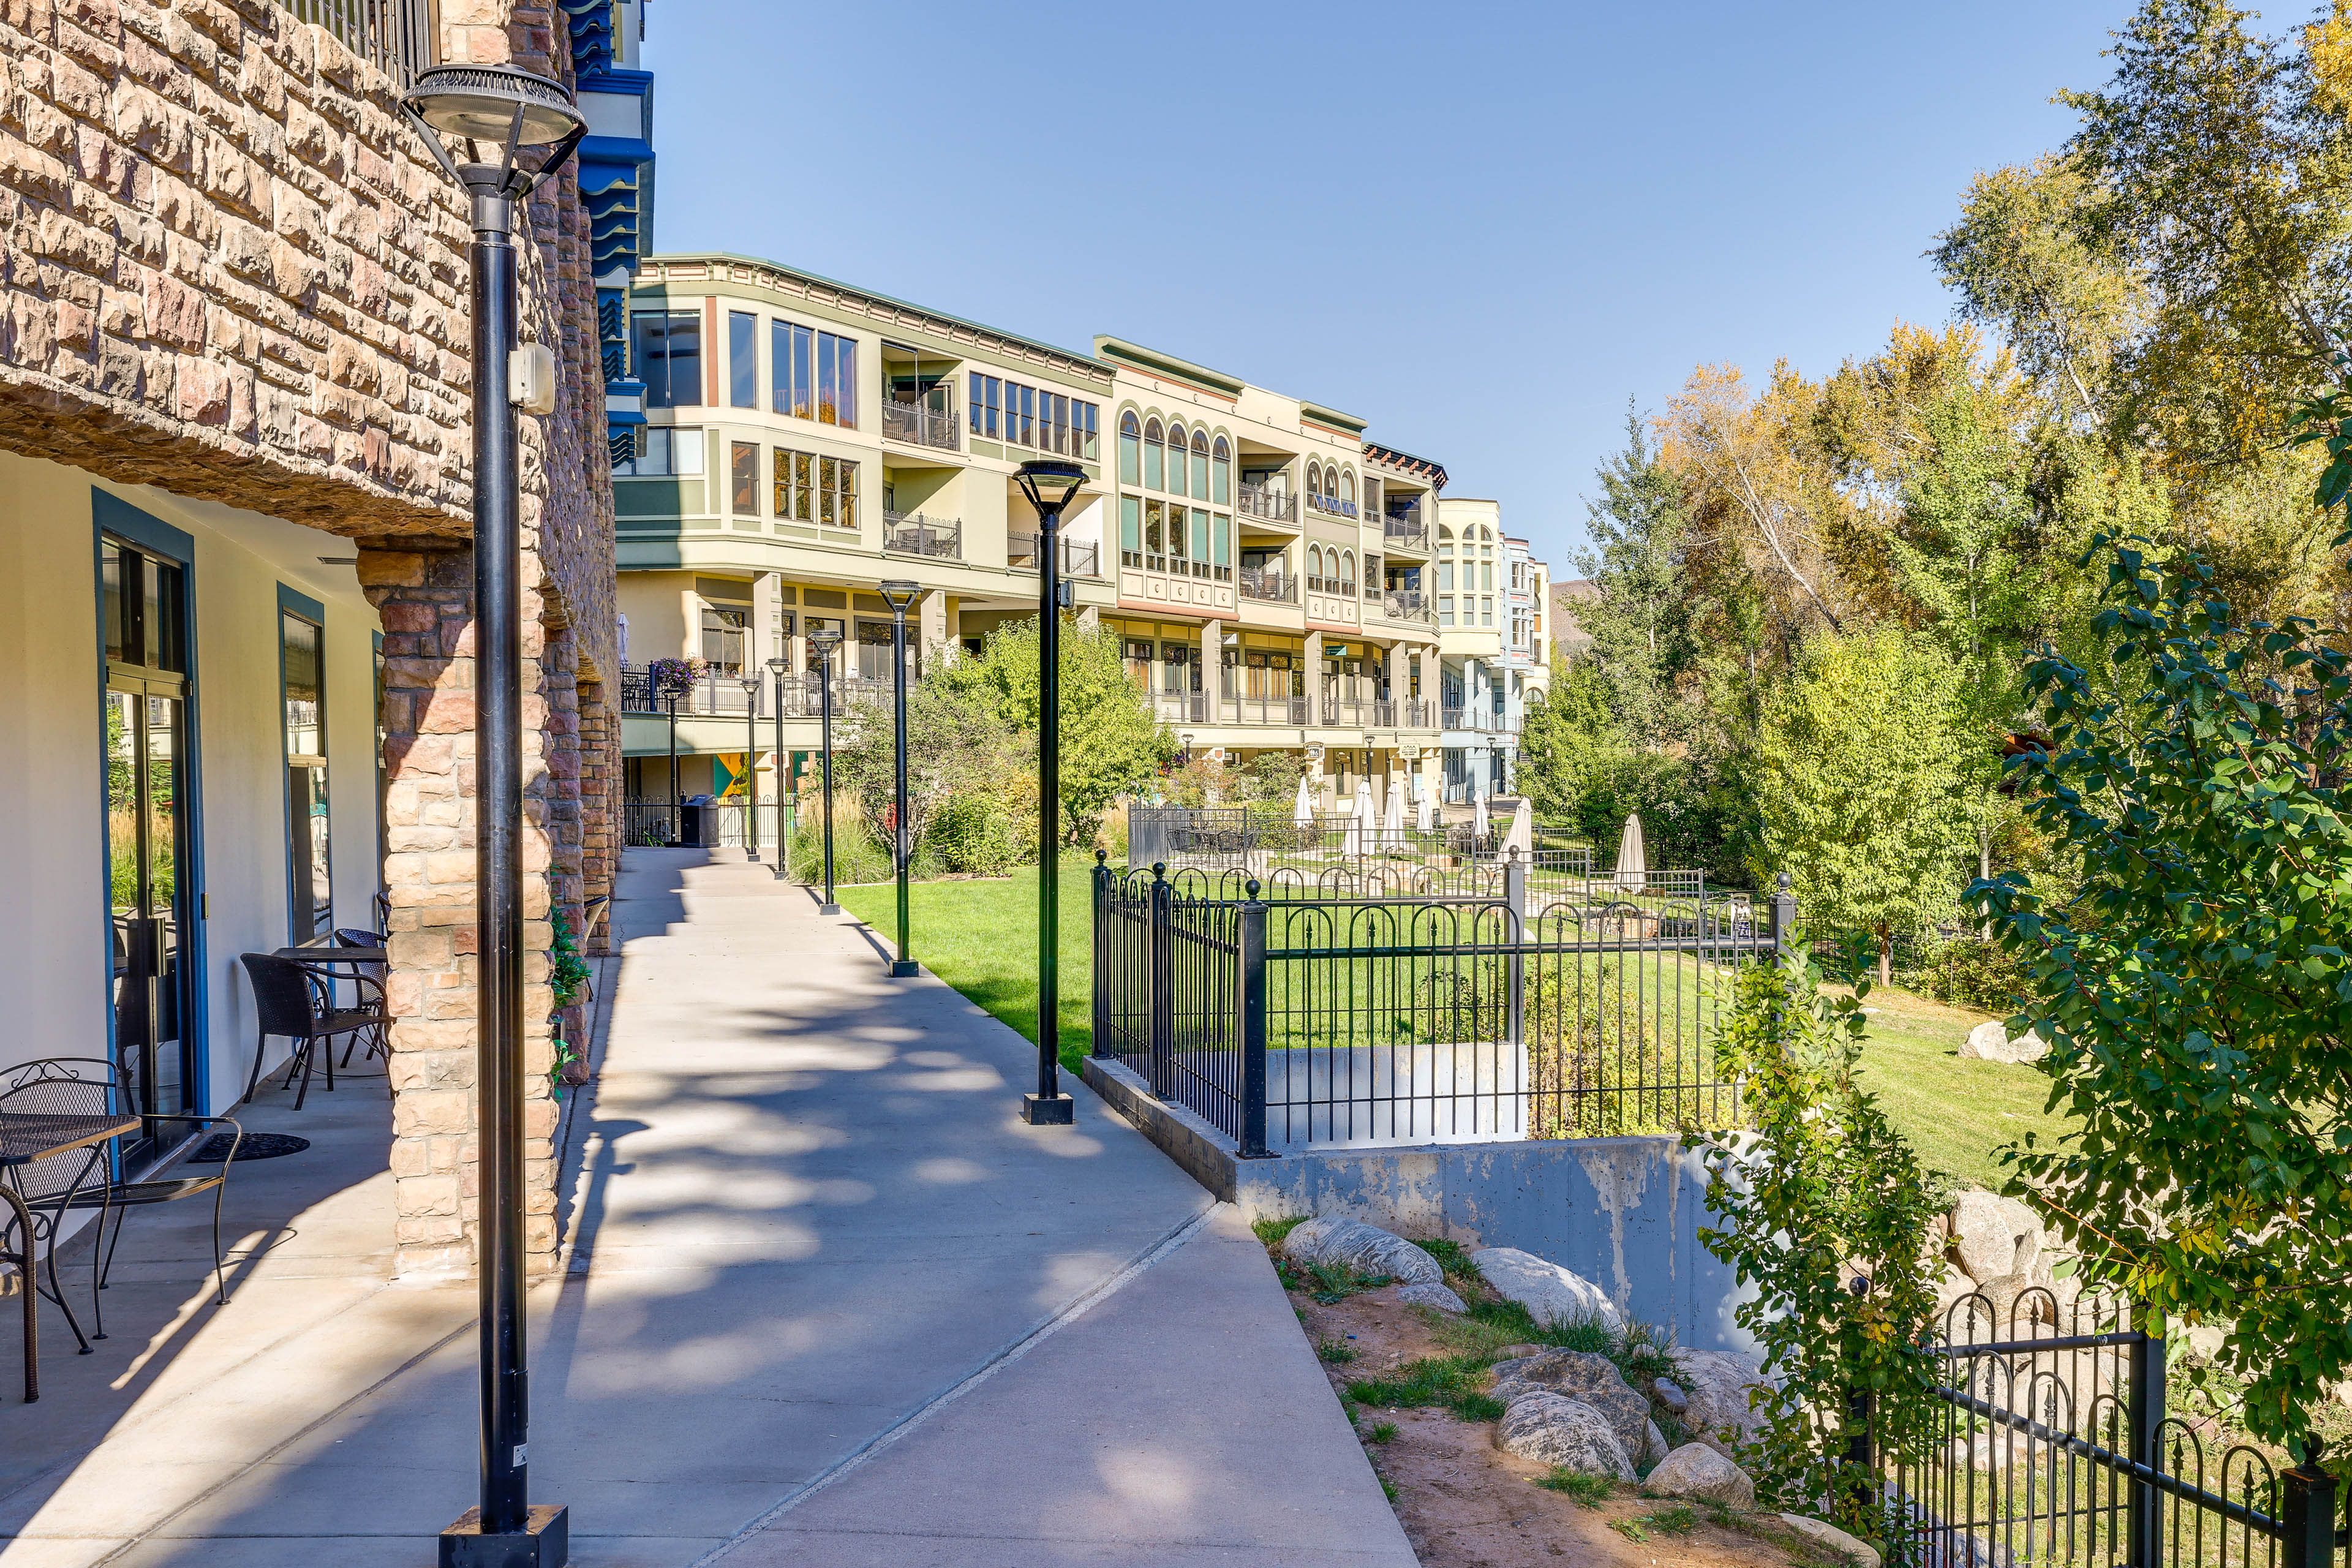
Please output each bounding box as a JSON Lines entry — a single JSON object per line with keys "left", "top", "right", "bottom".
{"left": 1, "top": 850, "right": 1414, "bottom": 1567}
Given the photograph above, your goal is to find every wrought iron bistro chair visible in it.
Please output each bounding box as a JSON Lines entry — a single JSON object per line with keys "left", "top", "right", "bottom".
{"left": 0, "top": 1058, "right": 243, "bottom": 1362}
{"left": 237, "top": 953, "right": 385, "bottom": 1110}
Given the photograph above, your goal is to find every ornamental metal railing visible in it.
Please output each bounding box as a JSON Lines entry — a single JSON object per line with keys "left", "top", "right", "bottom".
{"left": 1238, "top": 567, "right": 1298, "bottom": 603}
{"left": 1384, "top": 589, "right": 1433, "bottom": 623}
{"left": 883, "top": 511, "right": 962, "bottom": 560}
{"left": 881, "top": 399, "right": 960, "bottom": 451}
{"left": 620, "top": 666, "right": 918, "bottom": 717}
{"left": 1235, "top": 483, "right": 1298, "bottom": 524}
{"left": 1009, "top": 532, "right": 1101, "bottom": 579}
{"left": 1383, "top": 513, "right": 1431, "bottom": 554}
{"left": 1305, "top": 493, "right": 1359, "bottom": 519}
{"left": 277, "top": 0, "right": 437, "bottom": 86}
{"left": 1092, "top": 851, "right": 1771, "bottom": 1152}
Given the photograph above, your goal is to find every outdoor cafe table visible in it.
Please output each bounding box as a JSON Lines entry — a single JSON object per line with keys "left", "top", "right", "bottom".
{"left": 270, "top": 945, "right": 385, "bottom": 967}
{"left": 1, "top": 1106, "right": 140, "bottom": 1402}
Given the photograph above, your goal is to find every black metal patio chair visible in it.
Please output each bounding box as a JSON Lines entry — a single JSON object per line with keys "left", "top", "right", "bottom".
{"left": 238, "top": 953, "right": 385, "bottom": 1110}
{"left": 1, "top": 1058, "right": 121, "bottom": 1363}
{"left": 9, "top": 1058, "right": 246, "bottom": 1338}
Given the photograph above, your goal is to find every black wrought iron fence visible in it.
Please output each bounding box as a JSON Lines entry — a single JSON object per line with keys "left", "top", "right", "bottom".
{"left": 1879, "top": 1292, "right": 2349, "bottom": 1568}
{"left": 1091, "top": 856, "right": 1781, "bottom": 1153}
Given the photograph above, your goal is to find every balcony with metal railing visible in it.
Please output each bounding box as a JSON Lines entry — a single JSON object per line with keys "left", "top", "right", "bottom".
{"left": 1382, "top": 589, "right": 1433, "bottom": 625}
{"left": 883, "top": 511, "right": 962, "bottom": 560}
{"left": 1010, "top": 532, "right": 1101, "bottom": 579}
{"left": 881, "top": 399, "right": 960, "bottom": 452}
{"left": 1382, "top": 511, "right": 1432, "bottom": 554}
{"left": 1235, "top": 483, "right": 1298, "bottom": 526}
{"left": 1237, "top": 567, "right": 1298, "bottom": 604}
{"left": 621, "top": 666, "right": 918, "bottom": 718}
{"left": 1305, "top": 493, "right": 1359, "bottom": 520}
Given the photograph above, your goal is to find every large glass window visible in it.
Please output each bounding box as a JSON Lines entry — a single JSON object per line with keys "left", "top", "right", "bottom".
{"left": 1120, "top": 496, "right": 1142, "bottom": 566}
{"left": 1212, "top": 437, "right": 1230, "bottom": 504}
{"left": 1212, "top": 514, "right": 1231, "bottom": 579}
{"left": 775, "top": 447, "right": 810, "bottom": 521}
{"left": 729, "top": 311, "right": 757, "bottom": 408}
{"left": 773, "top": 320, "right": 813, "bottom": 419}
{"left": 970, "top": 372, "right": 1001, "bottom": 438}
{"left": 701, "top": 605, "right": 747, "bottom": 673}
{"left": 816, "top": 331, "right": 858, "bottom": 426}
{"left": 1118, "top": 412, "right": 1140, "bottom": 484}
{"left": 731, "top": 441, "right": 760, "bottom": 514}
{"left": 1190, "top": 508, "right": 1209, "bottom": 577}
{"left": 1143, "top": 419, "right": 1164, "bottom": 490}
{"left": 1166, "top": 424, "right": 1187, "bottom": 497}
{"left": 281, "top": 611, "right": 331, "bottom": 941}
{"left": 614, "top": 426, "right": 703, "bottom": 477}
{"left": 820, "top": 455, "right": 858, "bottom": 528}
{"left": 1077, "top": 400, "right": 1098, "bottom": 461}
{"left": 632, "top": 309, "right": 701, "bottom": 408}
{"left": 1190, "top": 432, "right": 1210, "bottom": 499}
{"left": 1145, "top": 500, "right": 1167, "bottom": 572}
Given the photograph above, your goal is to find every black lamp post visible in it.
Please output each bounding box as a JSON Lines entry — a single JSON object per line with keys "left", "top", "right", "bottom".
{"left": 739, "top": 674, "right": 761, "bottom": 860}
{"left": 807, "top": 628, "right": 842, "bottom": 914}
{"left": 878, "top": 581, "right": 920, "bottom": 976}
{"left": 766, "top": 656, "right": 789, "bottom": 880}
{"left": 665, "top": 693, "right": 679, "bottom": 845}
{"left": 1014, "top": 459, "right": 1087, "bottom": 1126}
{"left": 400, "top": 61, "right": 587, "bottom": 1568}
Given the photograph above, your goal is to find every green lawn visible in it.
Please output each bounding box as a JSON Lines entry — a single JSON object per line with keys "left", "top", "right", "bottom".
{"left": 832, "top": 866, "right": 2071, "bottom": 1189}
{"left": 836, "top": 856, "right": 1100, "bottom": 1071}
{"left": 1845, "top": 987, "right": 2075, "bottom": 1192}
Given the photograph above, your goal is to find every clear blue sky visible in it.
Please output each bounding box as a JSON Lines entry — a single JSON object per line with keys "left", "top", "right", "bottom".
{"left": 642, "top": 2, "right": 2125, "bottom": 574}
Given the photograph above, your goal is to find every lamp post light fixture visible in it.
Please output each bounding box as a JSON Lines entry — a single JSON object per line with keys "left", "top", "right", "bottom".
{"left": 1014, "top": 458, "right": 1087, "bottom": 1126}
{"left": 399, "top": 60, "right": 588, "bottom": 1568}
{"left": 740, "top": 675, "right": 763, "bottom": 861}
{"left": 806, "top": 628, "right": 843, "bottom": 914}
{"left": 876, "top": 581, "right": 921, "bottom": 976}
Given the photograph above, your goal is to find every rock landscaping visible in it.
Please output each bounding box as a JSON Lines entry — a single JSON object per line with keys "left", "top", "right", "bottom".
{"left": 1255, "top": 1212, "right": 1828, "bottom": 1568}
{"left": 1958, "top": 1020, "right": 2049, "bottom": 1064}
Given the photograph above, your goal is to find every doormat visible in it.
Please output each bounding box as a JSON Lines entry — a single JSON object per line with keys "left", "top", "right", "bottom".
{"left": 187, "top": 1132, "right": 309, "bottom": 1163}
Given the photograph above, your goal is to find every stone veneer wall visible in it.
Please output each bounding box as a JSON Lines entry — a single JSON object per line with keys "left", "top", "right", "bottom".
{"left": 0, "top": 0, "right": 619, "bottom": 1278}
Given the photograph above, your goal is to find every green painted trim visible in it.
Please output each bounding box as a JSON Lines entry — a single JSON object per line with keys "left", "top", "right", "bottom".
{"left": 94, "top": 489, "right": 196, "bottom": 560}
{"left": 1300, "top": 401, "right": 1370, "bottom": 435}
{"left": 970, "top": 438, "right": 1003, "bottom": 460}
{"left": 1093, "top": 336, "right": 1246, "bottom": 398}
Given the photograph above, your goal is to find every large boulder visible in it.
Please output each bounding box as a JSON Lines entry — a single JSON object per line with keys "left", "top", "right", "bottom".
{"left": 1469, "top": 1247, "right": 1622, "bottom": 1330}
{"left": 1950, "top": 1191, "right": 2034, "bottom": 1283}
{"left": 1281, "top": 1217, "right": 1444, "bottom": 1286}
{"left": 1494, "top": 1392, "right": 1634, "bottom": 1479}
{"left": 1492, "top": 1349, "right": 1666, "bottom": 1466}
{"left": 1643, "top": 1442, "right": 1756, "bottom": 1509}
{"left": 1778, "top": 1513, "right": 1883, "bottom": 1568}
{"left": 1670, "top": 1348, "right": 1772, "bottom": 1461}
{"left": 1394, "top": 1281, "right": 1469, "bottom": 1314}
{"left": 1958, "top": 1021, "right": 2051, "bottom": 1065}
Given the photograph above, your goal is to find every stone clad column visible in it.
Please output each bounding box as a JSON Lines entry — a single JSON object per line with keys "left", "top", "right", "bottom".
{"left": 361, "top": 543, "right": 562, "bottom": 1280}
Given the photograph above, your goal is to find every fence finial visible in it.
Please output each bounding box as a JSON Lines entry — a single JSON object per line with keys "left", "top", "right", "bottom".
{"left": 1152, "top": 861, "right": 1167, "bottom": 882}
{"left": 1245, "top": 878, "right": 1261, "bottom": 900}
{"left": 1778, "top": 870, "right": 1793, "bottom": 893}
{"left": 1095, "top": 848, "right": 1107, "bottom": 865}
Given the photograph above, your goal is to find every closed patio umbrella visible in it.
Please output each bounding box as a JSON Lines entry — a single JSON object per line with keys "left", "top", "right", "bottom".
{"left": 1383, "top": 780, "right": 1404, "bottom": 836}
{"left": 1350, "top": 780, "right": 1375, "bottom": 856}
{"left": 1293, "top": 774, "right": 1315, "bottom": 827}
{"left": 1415, "top": 780, "right": 1434, "bottom": 834}
{"left": 1614, "top": 812, "right": 1648, "bottom": 894}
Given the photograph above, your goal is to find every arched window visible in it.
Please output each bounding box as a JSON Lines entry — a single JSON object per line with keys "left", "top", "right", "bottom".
{"left": 1308, "top": 545, "right": 1324, "bottom": 584}
{"left": 1211, "top": 436, "right": 1231, "bottom": 505}
{"left": 1144, "top": 418, "right": 1164, "bottom": 491}
{"left": 1166, "top": 423, "right": 1187, "bottom": 497}
{"left": 1190, "top": 429, "right": 1210, "bottom": 499}
{"left": 1306, "top": 462, "right": 1322, "bottom": 500}
{"left": 1118, "top": 411, "right": 1141, "bottom": 486}
{"left": 1341, "top": 549, "right": 1356, "bottom": 590}
{"left": 1341, "top": 472, "right": 1356, "bottom": 510}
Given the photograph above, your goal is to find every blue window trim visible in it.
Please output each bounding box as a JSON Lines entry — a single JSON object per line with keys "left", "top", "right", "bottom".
{"left": 91, "top": 488, "right": 209, "bottom": 1118}
{"left": 276, "top": 584, "right": 327, "bottom": 945}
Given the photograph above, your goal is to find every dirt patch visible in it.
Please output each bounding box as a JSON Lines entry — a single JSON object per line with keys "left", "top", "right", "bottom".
{"left": 1283, "top": 1268, "right": 1827, "bottom": 1568}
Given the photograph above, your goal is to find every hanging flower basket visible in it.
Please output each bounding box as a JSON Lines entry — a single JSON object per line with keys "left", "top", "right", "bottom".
{"left": 647, "top": 657, "right": 709, "bottom": 699}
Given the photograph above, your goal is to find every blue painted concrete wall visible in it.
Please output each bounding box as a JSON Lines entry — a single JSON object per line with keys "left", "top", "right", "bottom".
{"left": 1233, "top": 1134, "right": 1760, "bottom": 1355}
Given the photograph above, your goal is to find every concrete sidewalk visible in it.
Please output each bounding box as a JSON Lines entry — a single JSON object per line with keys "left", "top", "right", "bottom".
{"left": 2, "top": 849, "right": 1414, "bottom": 1567}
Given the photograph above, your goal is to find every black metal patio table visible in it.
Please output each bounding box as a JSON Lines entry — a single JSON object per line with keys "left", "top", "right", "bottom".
{"left": 1, "top": 1107, "right": 140, "bottom": 1402}
{"left": 271, "top": 945, "right": 386, "bottom": 967}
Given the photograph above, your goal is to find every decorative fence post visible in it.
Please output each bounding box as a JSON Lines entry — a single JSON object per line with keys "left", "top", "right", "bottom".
{"left": 1091, "top": 850, "right": 1112, "bottom": 1058}
{"left": 2280, "top": 1452, "right": 2337, "bottom": 1568}
{"left": 1148, "top": 862, "right": 1174, "bottom": 1099}
{"left": 1841, "top": 1275, "right": 1876, "bottom": 1527}
{"left": 1238, "top": 879, "right": 1271, "bottom": 1159}
{"left": 2128, "top": 1323, "right": 2167, "bottom": 1568}
{"left": 1503, "top": 845, "right": 1526, "bottom": 1054}
{"left": 1768, "top": 870, "right": 1797, "bottom": 965}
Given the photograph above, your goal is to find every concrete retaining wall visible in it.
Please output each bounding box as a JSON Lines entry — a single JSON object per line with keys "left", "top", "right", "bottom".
{"left": 1082, "top": 1055, "right": 1758, "bottom": 1354}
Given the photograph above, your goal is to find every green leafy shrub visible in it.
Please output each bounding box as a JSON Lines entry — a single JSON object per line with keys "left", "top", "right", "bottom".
{"left": 925, "top": 790, "right": 1028, "bottom": 876}
{"left": 1911, "top": 934, "right": 2029, "bottom": 1012}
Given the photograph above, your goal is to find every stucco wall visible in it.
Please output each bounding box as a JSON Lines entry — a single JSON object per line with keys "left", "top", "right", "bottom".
{"left": 0, "top": 447, "right": 386, "bottom": 1110}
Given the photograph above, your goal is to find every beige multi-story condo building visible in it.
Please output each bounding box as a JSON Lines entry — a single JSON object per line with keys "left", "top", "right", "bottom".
{"left": 612, "top": 254, "right": 1499, "bottom": 827}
